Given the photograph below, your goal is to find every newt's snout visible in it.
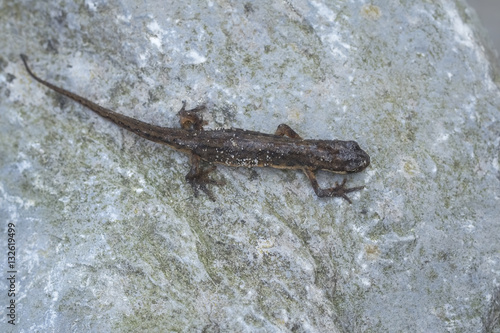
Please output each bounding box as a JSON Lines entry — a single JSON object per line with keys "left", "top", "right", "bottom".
{"left": 341, "top": 141, "right": 370, "bottom": 173}
{"left": 350, "top": 149, "right": 370, "bottom": 172}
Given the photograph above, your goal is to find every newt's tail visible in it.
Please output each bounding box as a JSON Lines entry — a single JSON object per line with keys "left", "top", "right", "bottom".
{"left": 20, "top": 54, "right": 124, "bottom": 121}
{"left": 19, "top": 54, "right": 169, "bottom": 140}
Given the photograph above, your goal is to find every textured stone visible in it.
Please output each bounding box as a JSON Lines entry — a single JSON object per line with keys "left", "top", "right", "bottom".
{"left": 1, "top": 0, "right": 499, "bottom": 332}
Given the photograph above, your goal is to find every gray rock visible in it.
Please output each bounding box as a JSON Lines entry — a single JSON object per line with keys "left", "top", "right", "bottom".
{"left": 1, "top": 0, "right": 499, "bottom": 332}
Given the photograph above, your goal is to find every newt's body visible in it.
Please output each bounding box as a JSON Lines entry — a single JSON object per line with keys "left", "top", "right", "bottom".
{"left": 20, "top": 54, "right": 370, "bottom": 202}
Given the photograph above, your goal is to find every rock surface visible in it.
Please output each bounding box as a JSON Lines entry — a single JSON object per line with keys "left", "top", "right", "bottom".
{"left": 1, "top": 0, "right": 500, "bottom": 332}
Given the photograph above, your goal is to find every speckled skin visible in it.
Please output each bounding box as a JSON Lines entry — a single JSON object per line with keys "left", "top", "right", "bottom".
{"left": 20, "top": 54, "right": 370, "bottom": 202}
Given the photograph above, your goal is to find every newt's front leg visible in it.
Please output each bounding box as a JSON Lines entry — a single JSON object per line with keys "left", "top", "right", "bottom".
{"left": 303, "top": 169, "right": 364, "bottom": 204}
{"left": 274, "top": 123, "right": 364, "bottom": 203}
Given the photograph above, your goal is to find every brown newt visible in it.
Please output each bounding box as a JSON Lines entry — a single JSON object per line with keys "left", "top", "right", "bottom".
{"left": 20, "top": 54, "right": 370, "bottom": 202}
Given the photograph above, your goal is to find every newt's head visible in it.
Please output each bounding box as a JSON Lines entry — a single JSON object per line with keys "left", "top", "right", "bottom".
{"left": 316, "top": 140, "right": 370, "bottom": 174}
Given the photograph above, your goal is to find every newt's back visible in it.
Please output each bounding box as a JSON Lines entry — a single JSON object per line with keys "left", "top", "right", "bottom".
{"left": 179, "top": 129, "right": 370, "bottom": 173}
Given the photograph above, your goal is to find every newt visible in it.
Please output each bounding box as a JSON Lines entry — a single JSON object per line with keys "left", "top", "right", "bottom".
{"left": 20, "top": 54, "right": 370, "bottom": 202}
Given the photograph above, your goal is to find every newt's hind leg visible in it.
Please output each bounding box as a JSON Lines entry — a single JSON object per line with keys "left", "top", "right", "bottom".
{"left": 275, "top": 124, "right": 302, "bottom": 139}
{"left": 303, "top": 168, "right": 364, "bottom": 204}
{"left": 185, "top": 154, "right": 223, "bottom": 201}
{"left": 178, "top": 101, "right": 207, "bottom": 130}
